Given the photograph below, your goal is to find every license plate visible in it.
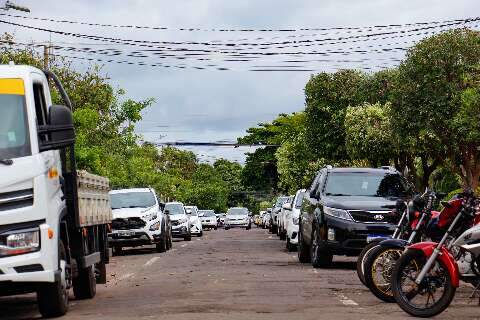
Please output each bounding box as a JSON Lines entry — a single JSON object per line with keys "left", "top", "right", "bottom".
{"left": 118, "top": 230, "right": 134, "bottom": 237}
{"left": 366, "top": 234, "right": 390, "bottom": 243}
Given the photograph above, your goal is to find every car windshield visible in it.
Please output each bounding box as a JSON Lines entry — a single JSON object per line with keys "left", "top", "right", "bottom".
{"left": 200, "top": 210, "right": 215, "bottom": 217}
{"left": 294, "top": 192, "right": 305, "bottom": 208}
{"left": 275, "top": 197, "right": 289, "bottom": 208}
{"left": 0, "top": 94, "right": 31, "bottom": 159}
{"left": 324, "top": 172, "right": 409, "bottom": 197}
{"left": 227, "top": 208, "right": 248, "bottom": 216}
{"left": 110, "top": 191, "right": 156, "bottom": 209}
{"left": 185, "top": 207, "right": 197, "bottom": 216}
{"left": 165, "top": 203, "right": 185, "bottom": 215}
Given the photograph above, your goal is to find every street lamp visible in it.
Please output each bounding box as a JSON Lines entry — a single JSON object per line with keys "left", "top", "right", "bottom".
{"left": 1, "top": 0, "right": 30, "bottom": 12}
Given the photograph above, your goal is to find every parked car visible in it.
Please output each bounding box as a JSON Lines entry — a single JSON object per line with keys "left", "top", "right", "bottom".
{"left": 298, "top": 167, "right": 411, "bottom": 267}
{"left": 109, "top": 188, "right": 171, "bottom": 255}
{"left": 263, "top": 209, "right": 272, "bottom": 229}
{"left": 185, "top": 205, "right": 203, "bottom": 237}
{"left": 277, "top": 196, "right": 294, "bottom": 240}
{"left": 285, "top": 189, "right": 306, "bottom": 251}
{"left": 166, "top": 202, "right": 192, "bottom": 241}
{"left": 270, "top": 196, "right": 290, "bottom": 234}
{"left": 225, "top": 207, "right": 251, "bottom": 230}
{"left": 199, "top": 210, "right": 218, "bottom": 230}
{"left": 218, "top": 213, "right": 226, "bottom": 226}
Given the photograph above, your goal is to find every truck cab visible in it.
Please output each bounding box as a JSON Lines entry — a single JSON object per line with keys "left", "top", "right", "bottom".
{"left": 0, "top": 64, "right": 111, "bottom": 317}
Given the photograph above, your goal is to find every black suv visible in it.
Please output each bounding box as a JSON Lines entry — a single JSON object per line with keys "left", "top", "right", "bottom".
{"left": 298, "top": 167, "right": 411, "bottom": 267}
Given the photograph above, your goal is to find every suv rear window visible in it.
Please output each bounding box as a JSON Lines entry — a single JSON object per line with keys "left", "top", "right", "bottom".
{"left": 324, "top": 172, "right": 408, "bottom": 198}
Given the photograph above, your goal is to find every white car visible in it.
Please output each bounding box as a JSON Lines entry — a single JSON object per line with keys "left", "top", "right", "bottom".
{"left": 285, "top": 189, "right": 306, "bottom": 252}
{"left": 263, "top": 209, "right": 272, "bottom": 229}
{"left": 166, "top": 202, "right": 192, "bottom": 241}
{"left": 278, "top": 196, "right": 294, "bottom": 240}
{"left": 185, "top": 205, "right": 203, "bottom": 237}
{"left": 224, "top": 207, "right": 251, "bottom": 230}
{"left": 199, "top": 210, "right": 218, "bottom": 230}
{"left": 109, "top": 188, "right": 170, "bottom": 254}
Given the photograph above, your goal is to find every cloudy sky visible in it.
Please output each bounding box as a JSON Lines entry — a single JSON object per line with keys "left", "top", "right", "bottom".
{"left": 2, "top": 0, "right": 479, "bottom": 163}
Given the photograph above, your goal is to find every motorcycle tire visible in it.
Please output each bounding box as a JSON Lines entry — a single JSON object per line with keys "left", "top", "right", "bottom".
{"left": 392, "top": 249, "right": 456, "bottom": 318}
{"left": 364, "top": 245, "right": 403, "bottom": 302}
{"left": 356, "top": 242, "right": 380, "bottom": 286}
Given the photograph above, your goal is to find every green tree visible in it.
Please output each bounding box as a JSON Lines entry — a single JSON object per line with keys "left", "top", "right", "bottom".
{"left": 392, "top": 29, "right": 480, "bottom": 189}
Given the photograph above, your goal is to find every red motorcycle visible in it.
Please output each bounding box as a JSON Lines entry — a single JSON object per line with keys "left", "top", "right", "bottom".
{"left": 391, "top": 190, "right": 480, "bottom": 317}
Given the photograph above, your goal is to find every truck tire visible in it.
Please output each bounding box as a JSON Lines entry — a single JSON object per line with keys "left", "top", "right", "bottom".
{"left": 96, "top": 261, "right": 107, "bottom": 284}
{"left": 311, "top": 228, "right": 333, "bottom": 268}
{"left": 37, "top": 241, "right": 69, "bottom": 318}
{"left": 73, "top": 265, "right": 96, "bottom": 300}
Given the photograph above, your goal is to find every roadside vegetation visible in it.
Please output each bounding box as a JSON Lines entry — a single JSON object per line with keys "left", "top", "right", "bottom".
{"left": 241, "top": 28, "right": 480, "bottom": 197}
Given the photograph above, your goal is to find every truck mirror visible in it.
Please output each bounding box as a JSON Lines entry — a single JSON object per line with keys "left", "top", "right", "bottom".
{"left": 38, "top": 105, "right": 75, "bottom": 152}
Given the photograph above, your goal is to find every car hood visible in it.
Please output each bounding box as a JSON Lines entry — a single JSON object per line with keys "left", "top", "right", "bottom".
{"left": 112, "top": 207, "right": 153, "bottom": 219}
{"left": 322, "top": 195, "right": 398, "bottom": 211}
{"left": 170, "top": 214, "right": 187, "bottom": 221}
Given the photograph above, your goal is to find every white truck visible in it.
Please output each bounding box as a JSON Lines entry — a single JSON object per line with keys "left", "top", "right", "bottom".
{"left": 0, "top": 63, "right": 112, "bottom": 317}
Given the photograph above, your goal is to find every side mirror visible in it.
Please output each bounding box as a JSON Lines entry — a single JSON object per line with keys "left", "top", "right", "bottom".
{"left": 282, "top": 203, "right": 292, "bottom": 210}
{"left": 38, "top": 105, "right": 75, "bottom": 152}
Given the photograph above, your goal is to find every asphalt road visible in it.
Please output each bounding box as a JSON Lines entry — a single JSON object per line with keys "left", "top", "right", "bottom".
{"left": 1, "top": 227, "right": 479, "bottom": 319}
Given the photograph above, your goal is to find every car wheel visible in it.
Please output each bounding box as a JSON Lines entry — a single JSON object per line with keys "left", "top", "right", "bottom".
{"left": 297, "top": 226, "right": 311, "bottom": 263}
{"left": 214, "top": 226, "right": 218, "bottom": 230}
{"left": 198, "top": 231, "right": 203, "bottom": 237}
{"left": 184, "top": 233, "right": 192, "bottom": 241}
{"left": 287, "top": 237, "right": 297, "bottom": 252}
{"left": 156, "top": 235, "right": 167, "bottom": 253}
{"left": 311, "top": 228, "right": 333, "bottom": 268}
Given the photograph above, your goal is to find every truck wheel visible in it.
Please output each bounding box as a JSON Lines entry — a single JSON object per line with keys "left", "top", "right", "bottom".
{"left": 37, "top": 241, "right": 69, "bottom": 318}
{"left": 156, "top": 235, "right": 167, "bottom": 253}
{"left": 73, "top": 265, "right": 96, "bottom": 299}
{"left": 297, "top": 227, "right": 311, "bottom": 263}
{"left": 311, "top": 229, "right": 333, "bottom": 268}
{"left": 96, "top": 261, "right": 107, "bottom": 284}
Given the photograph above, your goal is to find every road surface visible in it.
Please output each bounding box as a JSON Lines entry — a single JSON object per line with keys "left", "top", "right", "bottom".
{"left": 1, "top": 227, "right": 479, "bottom": 319}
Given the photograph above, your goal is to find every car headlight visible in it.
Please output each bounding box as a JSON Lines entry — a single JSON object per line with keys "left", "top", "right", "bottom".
{"left": 142, "top": 212, "right": 158, "bottom": 221}
{"left": 177, "top": 217, "right": 188, "bottom": 224}
{"left": 0, "top": 228, "right": 40, "bottom": 257}
{"left": 292, "top": 217, "right": 299, "bottom": 225}
{"left": 149, "top": 221, "right": 160, "bottom": 231}
{"left": 323, "top": 206, "right": 353, "bottom": 221}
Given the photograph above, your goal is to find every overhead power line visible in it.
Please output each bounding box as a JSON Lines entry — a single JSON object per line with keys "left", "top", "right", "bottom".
{"left": 0, "top": 18, "right": 476, "bottom": 49}
{"left": 0, "top": 12, "right": 477, "bottom": 33}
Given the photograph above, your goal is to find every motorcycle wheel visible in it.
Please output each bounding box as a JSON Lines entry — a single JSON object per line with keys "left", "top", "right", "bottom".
{"left": 356, "top": 242, "right": 380, "bottom": 286}
{"left": 392, "top": 249, "right": 456, "bottom": 318}
{"left": 364, "top": 246, "right": 403, "bottom": 302}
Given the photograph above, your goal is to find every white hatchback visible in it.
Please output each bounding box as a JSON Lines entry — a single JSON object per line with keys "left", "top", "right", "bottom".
{"left": 185, "top": 206, "right": 203, "bottom": 237}
{"left": 285, "top": 189, "right": 306, "bottom": 252}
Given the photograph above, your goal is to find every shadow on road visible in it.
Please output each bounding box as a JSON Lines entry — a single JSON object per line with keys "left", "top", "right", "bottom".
{"left": 0, "top": 295, "right": 41, "bottom": 320}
